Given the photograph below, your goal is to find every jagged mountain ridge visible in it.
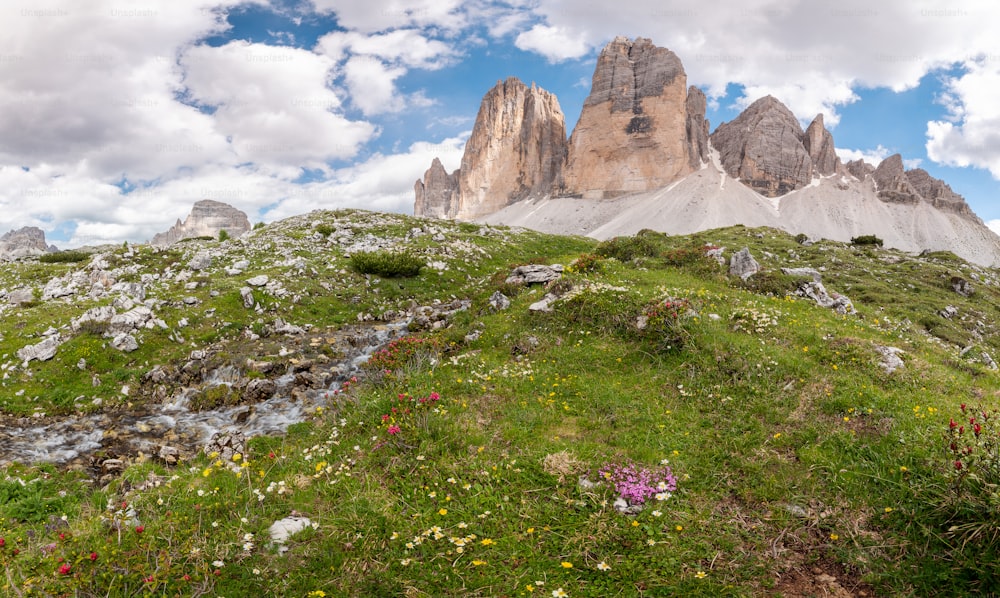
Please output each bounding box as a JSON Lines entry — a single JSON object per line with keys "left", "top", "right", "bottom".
{"left": 415, "top": 36, "right": 1000, "bottom": 266}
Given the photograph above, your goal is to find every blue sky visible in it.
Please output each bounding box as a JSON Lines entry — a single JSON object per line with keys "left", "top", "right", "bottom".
{"left": 0, "top": 0, "right": 997, "bottom": 246}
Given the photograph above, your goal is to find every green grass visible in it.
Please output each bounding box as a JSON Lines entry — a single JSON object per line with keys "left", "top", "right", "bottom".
{"left": 2, "top": 215, "right": 1000, "bottom": 595}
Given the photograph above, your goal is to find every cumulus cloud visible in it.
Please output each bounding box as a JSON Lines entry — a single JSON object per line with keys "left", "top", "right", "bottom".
{"left": 926, "top": 59, "right": 1000, "bottom": 179}
{"left": 181, "top": 41, "right": 375, "bottom": 169}
{"left": 308, "top": 0, "right": 467, "bottom": 33}
{"left": 836, "top": 145, "right": 892, "bottom": 166}
{"left": 514, "top": 0, "right": 999, "bottom": 128}
{"left": 514, "top": 25, "right": 590, "bottom": 63}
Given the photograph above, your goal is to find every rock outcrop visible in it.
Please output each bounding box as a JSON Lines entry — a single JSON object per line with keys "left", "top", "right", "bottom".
{"left": 904, "top": 168, "right": 976, "bottom": 218}
{"left": 711, "top": 96, "right": 814, "bottom": 197}
{"left": 685, "top": 86, "right": 710, "bottom": 170}
{"left": 0, "top": 226, "right": 52, "bottom": 259}
{"left": 802, "top": 114, "right": 840, "bottom": 176}
{"left": 414, "top": 78, "right": 566, "bottom": 219}
{"left": 562, "top": 37, "right": 698, "bottom": 198}
{"left": 151, "top": 200, "right": 251, "bottom": 246}
{"left": 871, "top": 154, "right": 920, "bottom": 205}
{"left": 413, "top": 158, "right": 458, "bottom": 219}
{"left": 845, "top": 154, "right": 979, "bottom": 219}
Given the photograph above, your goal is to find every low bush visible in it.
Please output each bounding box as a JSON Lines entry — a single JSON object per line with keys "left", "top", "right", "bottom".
{"left": 851, "top": 235, "right": 884, "bottom": 247}
{"left": 349, "top": 251, "right": 424, "bottom": 278}
{"left": 39, "top": 251, "right": 89, "bottom": 264}
{"left": 594, "top": 235, "right": 660, "bottom": 262}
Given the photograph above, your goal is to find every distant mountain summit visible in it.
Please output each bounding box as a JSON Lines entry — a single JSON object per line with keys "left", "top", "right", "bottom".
{"left": 151, "top": 200, "right": 251, "bottom": 246}
{"left": 415, "top": 36, "right": 1000, "bottom": 266}
{"left": 0, "top": 226, "right": 54, "bottom": 259}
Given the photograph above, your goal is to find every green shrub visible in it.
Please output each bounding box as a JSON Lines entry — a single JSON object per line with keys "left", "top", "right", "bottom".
{"left": 363, "top": 336, "right": 440, "bottom": 386}
{"left": 794, "top": 233, "right": 809, "bottom": 244}
{"left": 594, "top": 235, "right": 660, "bottom": 261}
{"left": 218, "top": 229, "right": 230, "bottom": 242}
{"left": 568, "top": 253, "right": 603, "bottom": 274}
{"left": 736, "top": 271, "right": 805, "bottom": 297}
{"left": 39, "top": 250, "right": 89, "bottom": 264}
{"left": 553, "top": 285, "right": 642, "bottom": 335}
{"left": 315, "top": 224, "right": 335, "bottom": 237}
{"left": 189, "top": 384, "right": 242, "bottom": 411}
{"left": 350, "top": 250, "right": 424, "bottom": 278}
{"left": 639, "top": 297, "right": 696, "bottom": 352}
{"left": 851, "top": 235, "right": 883, "bottom": 247}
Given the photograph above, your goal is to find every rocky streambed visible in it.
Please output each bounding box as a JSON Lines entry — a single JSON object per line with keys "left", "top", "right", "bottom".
{"left": 0, "top": 320, "right": 410, "bottom": 476}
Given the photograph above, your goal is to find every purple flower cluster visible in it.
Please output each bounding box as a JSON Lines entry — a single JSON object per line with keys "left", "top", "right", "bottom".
{"left": 598, "top": 461, "right": 678, "bottom": 504}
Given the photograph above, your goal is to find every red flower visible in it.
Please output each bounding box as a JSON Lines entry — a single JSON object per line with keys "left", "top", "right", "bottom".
{"left": 975, "top": 423, "right": 982, "bottom": 436}
{"left": 144, "top": 575, "right": 155, "bottom": 583}
{"left": 135, "top": 525, "right": 144, "bottom": 534}
{"left": 0, "top": 537, "right": 5, "bottom": 547}
{"left": 59, "top": 564, "right": 72, "bottom": 575}
{"left": 269, "top": 451, "right": 276, "bottom": 459}
{"left": 90, "top": 552, "right": 98, "bottom": 561}
{"left": 955, "top": 460, "right": 963, "bottom": 470}
{"left": 949, "top": 418, "right": 957, "bottom": 429}
{"left": 387, "top": 425, "right": 401, "bottom": 435}
{"left": 961, "top": 404, "right": 967, "bottom": 412}
{"left": 183, "top": 574, "right": 191, "bottom": 582}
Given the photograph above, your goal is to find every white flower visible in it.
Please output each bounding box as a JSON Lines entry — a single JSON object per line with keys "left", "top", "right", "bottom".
{"left": 597, "top": 561, "right": 611, "bottom": 571}
{"left": 212, "top": 560, "right": 225, "bottom": 568}
{"left": 651, "top": 510, "right": 663, "bottom": 517}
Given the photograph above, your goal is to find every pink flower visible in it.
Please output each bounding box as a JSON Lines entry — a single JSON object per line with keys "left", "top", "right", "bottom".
{"left": 388, "top": 425, "right": 401, "bottom": 435}
{"left": 59, "top": 563, "right": 72, "bottom": 575}
{"left": 135, "top": 525, "right": 145, "bottom": 534}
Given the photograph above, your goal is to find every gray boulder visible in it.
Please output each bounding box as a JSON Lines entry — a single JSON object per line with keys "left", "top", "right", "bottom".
{"left": 506, "top": 264, "right": 563, "bottom": 285}
{"left": 797, "top": 281, "right": 856, "bottom": 314}
{"left": 729, "top": 247, "right": 760, "bottom": 280}
{"left": 18, "top": 335, "right": 62, "bottom": 364}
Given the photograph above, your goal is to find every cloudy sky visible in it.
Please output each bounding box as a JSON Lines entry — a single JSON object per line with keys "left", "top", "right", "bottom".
{"left": 2, "top": 0, "right": 999, "bottom": 246}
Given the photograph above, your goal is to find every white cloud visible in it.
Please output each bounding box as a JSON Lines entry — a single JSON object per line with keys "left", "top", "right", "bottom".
{"left": 836, "top": 145, "right": 891, "bottom": 166}
{"left": 988, "top": 219, "right": 1000, "bottom": 236}
{"left": 180, "top": 41, "right": 375, "bottom": 169}
{"left": 308, "top": 0, "right": 466, "bottom": 33}
{"left": 926, "top": 59, "right": 1000, "bottom": 179}
{"left": 343, "top": 56, "right": 408, "bottom": 115}
{"left": 515, "top": 25, "right": 590, "bottom": 63}
{"left": 514, "top": 0, "right": 1000, "bottom": 127}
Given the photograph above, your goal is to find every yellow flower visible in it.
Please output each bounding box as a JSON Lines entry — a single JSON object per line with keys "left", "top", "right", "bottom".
{"left": 438, "top": 508, "right": 448, "bottom": 516}
{"left": 560, "top": 561, "right": 573, "bottom": 569}
{"left": 830, "top": 533, "right": 839, "bottom": 540}
{"left": 480, "top": 538, "right": 494, "bottom": 546}
{"left": 631, "top": 520, "right": 639, "bottom": 527}
{"left": 695, "top": 571, "right": 707, "bottom": 579}
{"left": 676, "top": 525, "right": 683, "bottom": 532}
{"left": 472, "top": 559, "right": 486, "bottom": 566}
{"left": 526, "top": 586, "right": 535, "bottom": 593}
{"left": 884, "top": 507, "right": 893, "bottom": 513}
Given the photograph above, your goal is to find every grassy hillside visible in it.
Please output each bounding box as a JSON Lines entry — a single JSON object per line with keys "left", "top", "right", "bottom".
{"left": 1, "top": 211, "right": 999, "bottom": 596}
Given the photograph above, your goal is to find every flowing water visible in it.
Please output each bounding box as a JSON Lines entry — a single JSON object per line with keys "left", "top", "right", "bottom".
{"left": 0, "top": 321, "right": 408, "bottom": 467}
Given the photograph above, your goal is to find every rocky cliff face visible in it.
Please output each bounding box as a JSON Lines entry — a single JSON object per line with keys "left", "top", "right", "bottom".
{"left": 802, "top": 114, "right": 840, "bottom": 176}
{"left": 151, "top": 200, "right": 251, "bottom": 246}
{"left": 711, "top": 96, "right": 815, "bottom": 197}
{"left": 858, "top": 154, "right": 978, "bottom": 219}
{"left": 0, "top": 226, "right": 51, "bottom": 259}
{"left": 562, "top": 37, "right": 698, "bottom": 198}
{"left": 413, "top": 158, "right": 458, "bottom": 218}
{"left": 685, "top": 86, "right": 710, "bottom": 171}
{"left": 414, "top": 78, "right": 566, "bottom": 219}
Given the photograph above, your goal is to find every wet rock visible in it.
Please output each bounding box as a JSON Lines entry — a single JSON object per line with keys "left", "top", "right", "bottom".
{"left": 157, "top": 445, "right": 183, "bottom": 466}
{"left": 245, "top": 379, "right": 277, "bottom": 402}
